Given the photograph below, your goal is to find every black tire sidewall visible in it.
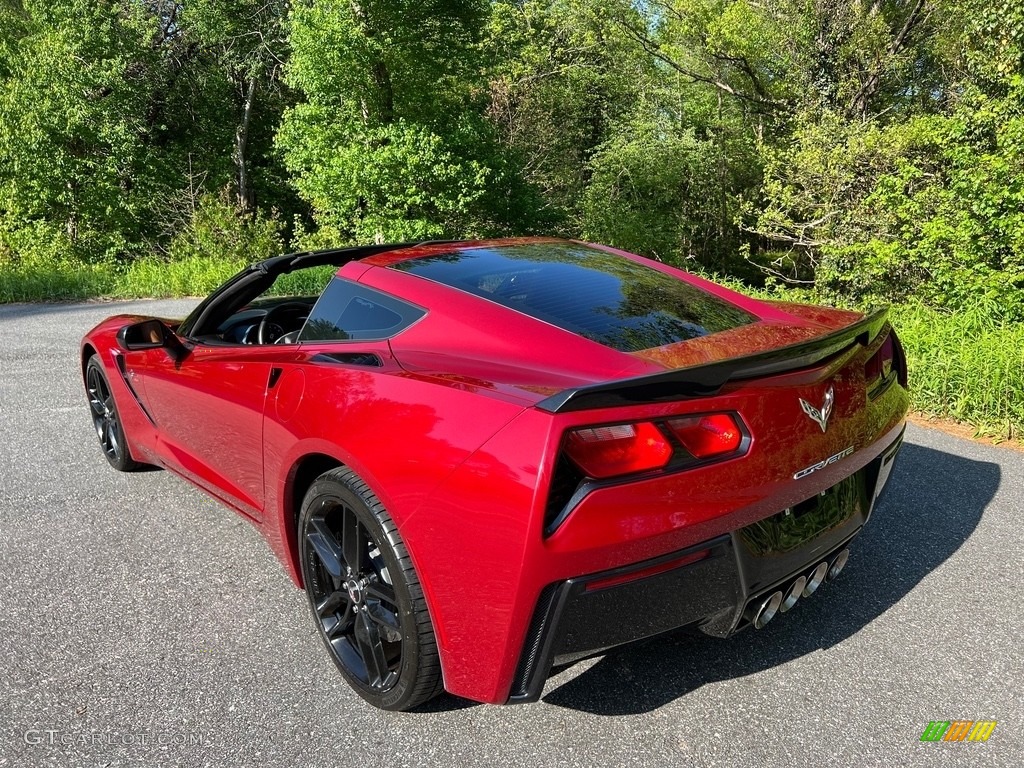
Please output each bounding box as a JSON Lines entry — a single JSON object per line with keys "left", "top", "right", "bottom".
{"left": 86, "top": 357, "right": 137, "bottom": 472}
{"left": 298, "top": 471, "right": 429, "bottom": 711}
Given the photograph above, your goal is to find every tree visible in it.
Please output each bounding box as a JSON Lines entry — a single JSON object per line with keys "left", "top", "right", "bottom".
{"left": 180, "top": 0, "right": 291, "bottom": 211}
{"left": 0, "top": 1, "right": 168, "bottom": 260}
{"left": 747, "top": 0, "right": 1024, "bottom": 318}
{"left": 0, "top": 0, "right": 298, "bottom": 265}
{"left": 278, "top": 0, "right": 537, "bottom": 244}
{"left": 485, "top": 1, "right": 653, "bottom": 232}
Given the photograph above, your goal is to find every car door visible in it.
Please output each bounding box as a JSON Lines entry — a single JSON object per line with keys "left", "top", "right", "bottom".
{"left": 259, "top": 277, "right": 429, "bottom": 488}
{"left": 128, "top": 342, "right": 296, "bottom": 520}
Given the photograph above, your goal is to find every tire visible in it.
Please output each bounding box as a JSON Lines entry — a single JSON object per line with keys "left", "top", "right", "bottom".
{"left": 85, "top": 356, "right": 143, "bottom": 472}
{"left": 298, "top": 467, "right": 443, "bottom": 710}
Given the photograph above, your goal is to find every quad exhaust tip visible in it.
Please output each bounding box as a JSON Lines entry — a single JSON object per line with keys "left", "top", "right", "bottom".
{"left": 752, "top": 591, "right": 783, "bottom": 629}
{"left": 827, "top": 549, "right": 850, "bottom": 581}
{"left": 750, "top": 551, "right": 851, "bottom": 629}
{"left": 803, "top": 561, "right": 829, "bottom": 597}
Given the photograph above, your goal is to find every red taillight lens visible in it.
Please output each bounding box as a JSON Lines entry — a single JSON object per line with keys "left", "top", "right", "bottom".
{"left": 565, "top": 421, "right": 671, "bottom": 479}
{"left": 865, "top": 331, "right": 896, "bottom": 392}
{"left": 666, "top": 413, "right": 743, "bottom": 458}
{"left": 892, "top": 330, "right": 908, "bottom": 386}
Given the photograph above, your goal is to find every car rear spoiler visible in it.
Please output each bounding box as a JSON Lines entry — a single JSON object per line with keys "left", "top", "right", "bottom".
{"left": 535, "top": 308, "right": 890, "bottom": 413}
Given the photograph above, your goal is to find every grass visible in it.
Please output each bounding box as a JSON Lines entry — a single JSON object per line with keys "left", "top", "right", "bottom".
{"left": 2, "top": 256, "right": 1022, "bottom": 438}
{"left": 114, "top": 256, "right": 249, "bottom": 298}
{"left": 269, "top": 264, "right": 337, "bottom": 296}
{"left": 0, "top": 256, "right": 334, "bottom": 302}
{"left": 0, "top": 259, "right": 117, "bottom": 302}
{"left": 890, "top": 303, "right": 1024, "bottom": 440}
{"left": 0, "top": 256, "right": 246, "bottom": 303}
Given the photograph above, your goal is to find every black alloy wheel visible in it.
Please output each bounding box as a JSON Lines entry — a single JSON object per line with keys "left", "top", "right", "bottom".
{"left": 85, "top": 357, "right": 141, "bottom": 472}
{"left": 298, "top": 467, "right": 442, "bottom": 710}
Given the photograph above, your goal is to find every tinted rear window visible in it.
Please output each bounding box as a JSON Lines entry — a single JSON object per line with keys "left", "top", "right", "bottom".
{"left": 390, "top": 243, "right": 756, "bottom": 352}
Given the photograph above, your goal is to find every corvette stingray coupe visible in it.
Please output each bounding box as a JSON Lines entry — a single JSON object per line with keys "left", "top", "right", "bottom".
{"left": 81, "top": 238, "right": 908, "bottom": 710}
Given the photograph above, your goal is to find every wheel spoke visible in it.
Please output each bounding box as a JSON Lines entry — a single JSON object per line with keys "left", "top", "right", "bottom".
{"left": 315, "top": 589, "right": 348, "bottom": 618}
{"left": 354, "top": 611, "right": 389, "bottom": 688}
{"left": 365, "top": 600, "right": 401, "bottom": 634}
{"left": 363, "top": 579, "right": 396, "bottom": 606}
{"left": 107, "top": 417, "right": 120, "bottom": 457}
{"left": 324, "top": 607, "right": 355, "bottom": 639}
{"left": 306, "top": 518, "right": 346, "bottom": 581}
{"left": 87, "top": 370, "right": 107, "bottom": 416}
{"left": 88, "top": 391, "right": 106, "bottom": 417}
{"left": 341, "top": 510, "right": 368, "bottom": 574}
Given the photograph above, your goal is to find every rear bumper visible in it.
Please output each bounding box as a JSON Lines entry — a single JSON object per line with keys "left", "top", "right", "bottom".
{"left": 507, "top": 424, "right": 905, "bottom": 703}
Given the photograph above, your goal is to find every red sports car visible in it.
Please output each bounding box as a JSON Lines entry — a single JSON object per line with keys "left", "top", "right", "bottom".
{"left": 81, "top": 238, "right": 908, "bottom": 710}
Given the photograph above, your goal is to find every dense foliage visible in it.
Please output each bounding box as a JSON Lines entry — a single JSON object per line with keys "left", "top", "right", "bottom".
{"left": 2, "top": 0, "right": 1020, "bottom": 308}
{"left": 0, "top": 0, "right": 1022, "bottom": 429}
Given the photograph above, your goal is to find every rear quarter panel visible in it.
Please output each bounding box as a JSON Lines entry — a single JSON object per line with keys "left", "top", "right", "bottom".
{"left": 260, "top": 355, "right": 529, "bottom": 601}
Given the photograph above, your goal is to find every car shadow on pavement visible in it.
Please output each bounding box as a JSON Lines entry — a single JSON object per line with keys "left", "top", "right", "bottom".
{"left": 541, "top": 441, "right": 1000, "bottom": 715}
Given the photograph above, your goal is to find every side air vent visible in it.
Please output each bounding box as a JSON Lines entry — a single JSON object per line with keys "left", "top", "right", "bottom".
{"left": 508, "top": 582, "right": 566, "bottom": 703}
{"left": 311, "top": 352, "right": 383, "bottom": 367}
{"left": 114, "top": 354, "right": 156, "bottom": 425}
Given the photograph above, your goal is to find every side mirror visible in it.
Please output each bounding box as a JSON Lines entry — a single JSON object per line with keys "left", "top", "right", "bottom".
{"left": 116, "top": 319, "right": 183, "bottom": 358}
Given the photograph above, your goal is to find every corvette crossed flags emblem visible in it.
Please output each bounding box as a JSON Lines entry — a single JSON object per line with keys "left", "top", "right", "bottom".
{"left": 799, "top": 386, "right": 835, "bottom": 433}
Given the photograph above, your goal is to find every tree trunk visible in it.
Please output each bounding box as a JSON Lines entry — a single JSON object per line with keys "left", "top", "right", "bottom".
{"left": 234, "top": 76, "right": 258, "bottom": 211}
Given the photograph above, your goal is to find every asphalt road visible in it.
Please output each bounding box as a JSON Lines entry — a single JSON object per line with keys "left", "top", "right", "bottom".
{"left": 1, "top": 298, "right": 1021, "bottom": 768}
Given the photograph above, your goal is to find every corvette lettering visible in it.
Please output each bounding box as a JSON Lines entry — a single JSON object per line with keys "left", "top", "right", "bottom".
{"left": 793, "top": 445, "right": 855, "bottom": 479}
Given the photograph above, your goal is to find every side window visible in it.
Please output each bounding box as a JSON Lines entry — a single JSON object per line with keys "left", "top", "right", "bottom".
{"left": 299, "top": 278, "right": 426, "bottom": 342}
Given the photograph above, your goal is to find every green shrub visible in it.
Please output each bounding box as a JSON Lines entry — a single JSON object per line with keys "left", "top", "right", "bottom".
{"left": 102, "top": 191, "right": 287, "bottom": 298}
{"left": 168, "top": 191, "right": 285, "bottom": 265}
{"left": 0, "top": 221, "right": 116, "bottom": 302}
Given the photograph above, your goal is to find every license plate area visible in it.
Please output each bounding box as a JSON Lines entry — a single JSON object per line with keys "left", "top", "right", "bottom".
{"left": 732, "top": 470, "right": 868, "bottom": 595}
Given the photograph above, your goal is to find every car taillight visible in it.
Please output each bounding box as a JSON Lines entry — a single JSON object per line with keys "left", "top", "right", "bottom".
{"left": 865, "top": 333, "right": 894, "bottom": 382}
{"left": 666, "top": 413, "right": 743, "bottom": 458}
{"left": 547, "top": 412, "right": 749, "bottom": 534}
{"left": 865, "top": 328, "right": 906, "bottom": 394}
{"left": 564, "top": 422, "right": 671, "bottom": 479}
